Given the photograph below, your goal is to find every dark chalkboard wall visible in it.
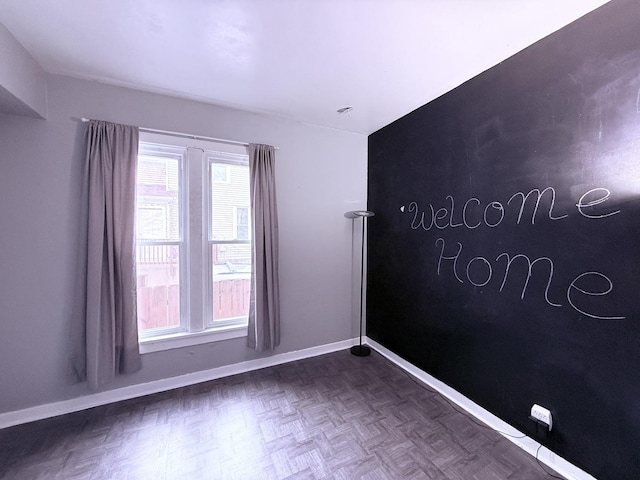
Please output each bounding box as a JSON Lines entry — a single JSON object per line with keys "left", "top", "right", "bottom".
{"left": 367, "top": 1, "right": 640, "bottom": 478}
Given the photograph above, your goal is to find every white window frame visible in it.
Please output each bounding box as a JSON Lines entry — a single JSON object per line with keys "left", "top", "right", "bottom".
{"left": 136, "top": 132, "right": 249, "bottom": 354}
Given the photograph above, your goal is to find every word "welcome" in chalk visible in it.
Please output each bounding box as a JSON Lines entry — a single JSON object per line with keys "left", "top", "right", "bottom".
{"left": 404, "top": 186, "right": 619, "bottom": 231}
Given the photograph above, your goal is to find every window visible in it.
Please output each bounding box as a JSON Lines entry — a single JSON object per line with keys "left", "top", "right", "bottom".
{"left": 235, "top": 206, "right": 250, "bottom": 241}
{"left": 137, "top": 205, "right": 168, "bottom": 240}
{"left": 135, "top": 133, "right": 251, "bottom": 351}
{"left": 211, "top": 164, "right": 229, "bottom": 183}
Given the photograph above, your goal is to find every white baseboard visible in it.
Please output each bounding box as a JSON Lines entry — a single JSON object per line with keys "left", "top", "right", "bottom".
{"left": 0, "top": 338, "right": 356, "bottom": 430}
{"left": 366, "top": 337, "right": 597, "bottom": 480}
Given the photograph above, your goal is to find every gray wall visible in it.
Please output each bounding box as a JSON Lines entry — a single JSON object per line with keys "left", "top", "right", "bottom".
{"left": 0, "top": 74, "right": 367, "bottom": 414}
{"left": 0, "top": 22, "right": 47, "bottom": 118}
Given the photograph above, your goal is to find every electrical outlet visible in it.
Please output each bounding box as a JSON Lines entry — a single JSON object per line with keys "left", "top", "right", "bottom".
{"left": 530, "top": 404, "right": 553, "bottom": 431}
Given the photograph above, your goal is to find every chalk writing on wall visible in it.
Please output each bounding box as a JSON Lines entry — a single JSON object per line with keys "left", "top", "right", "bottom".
{"left": 402, "top": 186, "right": 625, "bottom": 320}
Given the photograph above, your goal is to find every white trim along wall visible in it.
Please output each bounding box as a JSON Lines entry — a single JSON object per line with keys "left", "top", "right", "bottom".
{"left": 366, "top": 339, "right": 596, "bottom": 480}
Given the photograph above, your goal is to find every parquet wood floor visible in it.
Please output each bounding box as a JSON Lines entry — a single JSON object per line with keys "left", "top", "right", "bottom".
{"left": 0, "top": 350, "right": 559, "bottom": 479}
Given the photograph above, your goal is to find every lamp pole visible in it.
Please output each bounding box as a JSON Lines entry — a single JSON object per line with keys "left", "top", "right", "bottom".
{"left": 344, "top": 210, "right": 374, "bottom": 356}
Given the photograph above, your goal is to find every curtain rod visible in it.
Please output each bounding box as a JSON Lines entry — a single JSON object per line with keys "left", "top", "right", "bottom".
{"left": 80, "top": 117, "right": 278, "bottom": 149}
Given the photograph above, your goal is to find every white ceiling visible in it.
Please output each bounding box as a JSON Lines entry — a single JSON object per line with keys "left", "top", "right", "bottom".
{"left": 0, "top": 0, "right": 610, "bottom": 135}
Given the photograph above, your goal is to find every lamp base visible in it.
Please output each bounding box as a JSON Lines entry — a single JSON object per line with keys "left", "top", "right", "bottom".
{"left": 350, "top": 345, "right": 371, "bottom": 357}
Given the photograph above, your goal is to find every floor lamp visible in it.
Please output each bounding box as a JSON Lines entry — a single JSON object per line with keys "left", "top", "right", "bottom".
{"left": 345, "top": 210, "right": 375, "bottom": 356}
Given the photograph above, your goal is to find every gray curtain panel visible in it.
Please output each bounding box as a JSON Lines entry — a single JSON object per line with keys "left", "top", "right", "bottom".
{"left": 85, "top": 120, "right": 142, "bottom": 390}
{"left": 247, "top": 144, "right": 280, "bottom": 352}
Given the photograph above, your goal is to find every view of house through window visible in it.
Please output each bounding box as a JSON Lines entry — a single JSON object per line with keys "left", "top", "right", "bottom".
{"left": 135, "top": 134, "right": 251, "bottom": 339}
{"left": 208, "top": 152, "right": 252, "bottom": 325}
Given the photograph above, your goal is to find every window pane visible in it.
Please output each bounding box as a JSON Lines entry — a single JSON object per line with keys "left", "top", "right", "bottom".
{"left": 138, "top": 206, "right": 167, "bottom": 239}
{"left": 136, "top": 245, "right": 181, "bottom": 333}
{"left": 211, "top": 243, "right": 251, "bottom": 322}
{"left": 136, "top": 148, "right": 183, "bottom": 335}
{"left": 137, "top": 155, "right": 180, "bottom": 242}
{"left": 210, "top": 161, "right": 250, "bottom": 241}
{"left": 211, "top": 164, "right": 228, "bottom": 183}
{"left": 236, "top": 207, "right": 249, "bottom": 240}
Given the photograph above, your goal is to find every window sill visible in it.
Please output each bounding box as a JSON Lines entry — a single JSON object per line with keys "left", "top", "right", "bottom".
{"left": 139, "top": 324, "right": 248, "bottom": 354}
